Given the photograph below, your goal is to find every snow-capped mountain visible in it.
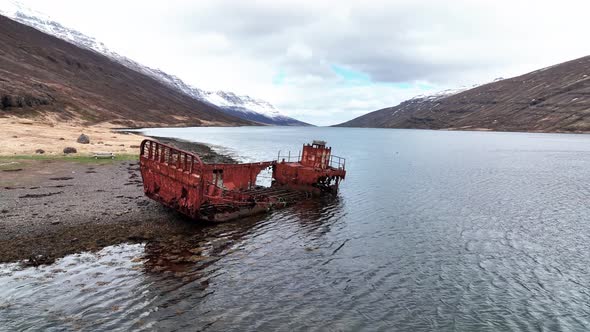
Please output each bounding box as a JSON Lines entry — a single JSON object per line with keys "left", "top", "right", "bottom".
{"left": 201, "top": 91, "right": 309, "bottom": 126}
{"left": 0, "top": 0, "right": 309, "bottom": 126}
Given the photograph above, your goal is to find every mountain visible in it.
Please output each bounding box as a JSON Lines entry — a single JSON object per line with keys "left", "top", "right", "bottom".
{"left": 202, "top": 91, "right": 310, "bottom": 126}
{"left": 335, "top": 89, "right": 464, "bottom": 128}
{"left": 0, "top": 14, "right": 253, "bottom": 127}
{"left": 336, "top": 56, "right": 590, "bottom": 133}
{"left": 0, "top": 0, "right": 309, "bottom": 126}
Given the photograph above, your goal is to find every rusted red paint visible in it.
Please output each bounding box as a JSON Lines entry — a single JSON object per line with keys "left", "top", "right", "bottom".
{"left": 139, "top": 139, "right": 346, "bottom": 222}
{"left": 274, "top": 141, "right": 346, "bottom": 193}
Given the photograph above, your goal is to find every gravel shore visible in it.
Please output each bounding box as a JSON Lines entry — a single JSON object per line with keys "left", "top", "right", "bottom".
{"left": 0, "top": 137, "right": 236, "bottom": 265}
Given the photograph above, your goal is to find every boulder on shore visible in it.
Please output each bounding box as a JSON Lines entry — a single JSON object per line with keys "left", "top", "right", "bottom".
{"left": 77, "top": 134, "right": 90, "bottom": 144}
{"left": 63, "top": 147, "right": 77, "bottom": 154}
{"left": 35, "top": 149, "right": 45, "bottom": 154}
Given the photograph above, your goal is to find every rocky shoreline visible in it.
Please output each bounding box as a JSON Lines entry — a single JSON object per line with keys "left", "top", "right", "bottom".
{"left": 0, "top": 136, "right": 237, "bottom": 265}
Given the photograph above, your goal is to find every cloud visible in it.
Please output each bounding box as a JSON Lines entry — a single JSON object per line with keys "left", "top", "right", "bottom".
{"left": 286, "top": 42, "right": 313, "bottom": 61}
{"left": 13, "top": 0, "right": 590, "bottom": 125}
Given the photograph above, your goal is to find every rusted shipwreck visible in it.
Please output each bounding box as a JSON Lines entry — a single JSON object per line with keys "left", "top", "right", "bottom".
{"left": 139, "top": 139, "right": 346, "bottom": 222}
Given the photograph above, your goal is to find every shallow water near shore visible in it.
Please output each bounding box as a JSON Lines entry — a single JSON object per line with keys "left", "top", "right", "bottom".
{"left": 3, "top": 127, "right": 590, "bottom": 331}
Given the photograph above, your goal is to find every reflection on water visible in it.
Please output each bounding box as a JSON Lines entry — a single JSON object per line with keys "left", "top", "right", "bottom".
{"left": 4, "top": 127, "right": 590, "bottom": 331}
{"left": 0, "top": 196, "right": 346, "bottom": 331}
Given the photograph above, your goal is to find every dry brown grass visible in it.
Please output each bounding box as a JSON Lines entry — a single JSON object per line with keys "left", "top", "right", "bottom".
{"left": 0, "top": 116, "right": 146, "bottom": 156}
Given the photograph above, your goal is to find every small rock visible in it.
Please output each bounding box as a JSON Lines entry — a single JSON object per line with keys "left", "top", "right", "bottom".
{"left": 23, "top": 255, "right": 55, "bottom": 267}
{"left": 77, "top": 134, "right": 90, "bottom": 144}
{"left": 97, "top": 141, "right": 104, "bottom": 144}
{"left": 63, "top": 147, "right": 77, "bottom": 154}
{"left": 12, "top": 135, "right": 18, "bottom": 138}
{"left": 59, "top": 137, "right": 65, "bottom": 140}
{"left": 35, "top": 149, "right": 45, "bottom": 154}
{"left": 130, "top": 145, "right": 140, "bottom": 149}
{"left": 119, "top": 144, "right": 125, "bottom": 147}
{"left": 51, "top": 221, "right": 60, "bottom": 225}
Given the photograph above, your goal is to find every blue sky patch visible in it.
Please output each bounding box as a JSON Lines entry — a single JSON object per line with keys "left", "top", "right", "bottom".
{"left": 331, "top": 64, "right": 371, "bottom": 84}
{"left": 272, "top": 70, "right": 286, "bottom": 85}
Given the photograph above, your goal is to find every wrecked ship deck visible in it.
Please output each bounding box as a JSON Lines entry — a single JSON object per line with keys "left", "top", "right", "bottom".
{"left": 139, "top": 139, "right": 346, "bottom": 222}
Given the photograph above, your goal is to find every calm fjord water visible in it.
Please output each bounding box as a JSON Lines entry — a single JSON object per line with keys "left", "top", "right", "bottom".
{"left": 3, "top": 127, "right": 590, "bottom": 331}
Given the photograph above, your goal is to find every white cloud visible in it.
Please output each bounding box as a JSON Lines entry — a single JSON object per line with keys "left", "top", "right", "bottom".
{"left": 286, "top": 43, "right": 313, "bottom": 61}
{"left": 9, "top": 0, "right": 590, "bottom": 125}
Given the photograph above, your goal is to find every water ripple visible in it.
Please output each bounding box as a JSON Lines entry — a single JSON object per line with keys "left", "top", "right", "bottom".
{"left": 4, "top": 128, "right": 590, "bottom": 330}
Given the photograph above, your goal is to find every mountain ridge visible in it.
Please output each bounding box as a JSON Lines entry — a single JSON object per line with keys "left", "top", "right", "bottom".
{"left": 0, "top": 14, "right": 253, "bottom": 127}
{"left": 0, "top": 0, "right": 310, "bottom": 126}
{"left": 336, "top": 55, "right": 590, "bottom": 132}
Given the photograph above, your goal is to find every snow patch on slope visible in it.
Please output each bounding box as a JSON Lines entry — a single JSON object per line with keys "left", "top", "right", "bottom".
{"left": 202, "top": 91, "right": 281, "bottom": 118}
{"left": 413, "top": 87, "right": 470, "bottom": 102}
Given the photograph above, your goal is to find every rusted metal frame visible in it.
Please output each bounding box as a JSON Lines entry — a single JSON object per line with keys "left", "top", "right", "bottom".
{"left": 204, "top": 200, "right": 273, "bottom": 210}
{"left": 147, "top": 140, "right": 153, "bottom": 159}
{"left": 328, "top": 154, "right": 345, "bottom": 170}
{"left": 145, "top": 158, "right": 195, "bottom": 184}
{"left": 251, "top": 188, "right": 291, "bottom": 197}
{"left": 204, "top": 180, "right": 276, "bottom": 197}
{"left": 140, "top": 139, "right": 150, "bottom": 158}
{"left": 142, "top": 139, "right": 204, "bottom": 173}
{"left": 260, "top": 189, "right": 292, "bottom": 196}
{"left": 140, "top": 138, "right": 345, "bottom": 221}
{"left": 277, "top": 151, "right": 301, "bottom": 163}
{"left": 202, "top": 162, "right": 274, "bottom": 192}
{"left": 241, "top": 185, "right": 285, "bottom": 193}
{"left": 268, "top": 192, "right": 305, "bottom": 201}
{"left": 250, "top": 193, "right": 284, "bottom": 202}
{"left": 203, "top": 185, "right": 297, "bottom": 205}
{"left": 203, "top": 196, "right": 256, "bottom": 206}
{"left": 203, "top": 181, "right": 243, "bottom": 198}
{"left": 154, "top": 143, "right": 159, "bottom": 161}
{"left": 204, "top": 161, "right": 275, "bottom": 170}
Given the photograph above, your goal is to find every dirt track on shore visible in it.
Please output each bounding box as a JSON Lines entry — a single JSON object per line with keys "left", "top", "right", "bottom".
{"left": 0, "top": 139, "right": 235, "bottom": 265}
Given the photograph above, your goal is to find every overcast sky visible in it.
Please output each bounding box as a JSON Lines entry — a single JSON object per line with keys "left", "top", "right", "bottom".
{"left": 11, "top": 0, "right": 590, "bottom": 125}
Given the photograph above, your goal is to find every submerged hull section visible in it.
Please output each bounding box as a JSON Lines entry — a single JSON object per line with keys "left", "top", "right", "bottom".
{"left": 139, "top": 139, "right": 346, "bottom": 222}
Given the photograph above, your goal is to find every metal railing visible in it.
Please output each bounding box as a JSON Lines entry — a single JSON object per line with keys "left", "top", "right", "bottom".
{"left": 276, "top": 149, "right": 346, "bottom": 170}
{"left": 329, "top": 155, "right": 346, "bottom": 170}
{"left": 140, "top": 139, "right": 204, "bottom": 173}
{"left": 277, "top": 150, "right": 301, "bottom": 163}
